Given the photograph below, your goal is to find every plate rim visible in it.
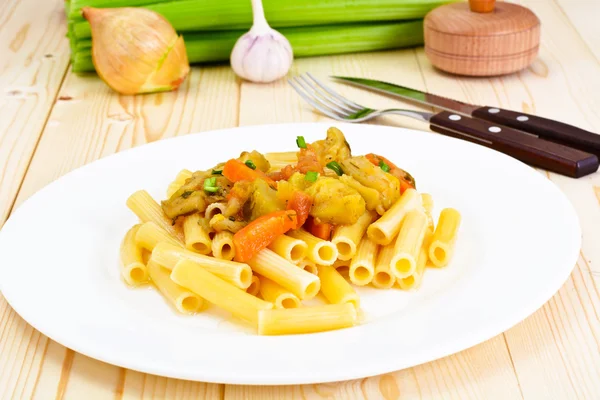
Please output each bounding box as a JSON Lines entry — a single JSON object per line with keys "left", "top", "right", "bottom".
{"left": 0, "top": 122, "right": 581, "bottom": 385}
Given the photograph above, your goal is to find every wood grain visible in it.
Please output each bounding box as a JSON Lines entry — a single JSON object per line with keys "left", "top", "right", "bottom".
{"left": 555, "top": 0, "right": 600, "bottom": 62}
{"left": 1, "top": 65, "right": 237, "bottom": 399}
{"left": 0, "top": 0, "right": 69, "bottom": 227}
{"left": 1, "top": 0, "right": 600, "bottom": 398}
{"left": 424, "top": 1, "right": 540, "bottom": 76}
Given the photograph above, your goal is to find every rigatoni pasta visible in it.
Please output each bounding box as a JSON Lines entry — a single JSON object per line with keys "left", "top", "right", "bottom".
{"left": 120, "top": 224, "right": 149, "bottom": 286}
{"left": 136, "top": 221, "right": 183, "bottom": 251}
{"left": 126, "top": 190, "right": 185, "bottom": 243}
{"left": 211, "top": 231, "right": 236, "bottom": 260}
{"left": 148, "top": 260, "right": 204, "bottom": 313}
{"left": 268, "top": 234, "right": 308, "bottom": 263}
{"left": 246, "top": 249, "right": 320, "bottom": 300}
{"left": 171, "top": 260, "right": 272, "bottom": 325}
{"left": 367, "top": 188, "right": 421, "bottom": 245}
{"left": 429, "top": 208, "right": 461, "bottom": 267}
{"left": 390, "top": 210, "right": 428, "bottom": 279}
{"left": 258, "top": 303, "right": 357, "bottom": 335}
{"left": 332, "top": 210, "right": 375, "bottom": 261}
{"left": 287, "top": 229, "right": 338, "bottom": 266}
{"left": 258, "top": 276, "right": 301, "bottom": 309}
{"left": 372, "top": 243, "right": 396, "bottom": 289}
{"left": 348, "top": 237, "right": 378, "bottom": 286}
{"left": 182, "top": 213, "right": 212, "bottom": 254}
{"left": 150, "top": 242, "right": 252, "bottom": 289}
{"left": 120, "top": 127, "right": 461, "bottom": 335}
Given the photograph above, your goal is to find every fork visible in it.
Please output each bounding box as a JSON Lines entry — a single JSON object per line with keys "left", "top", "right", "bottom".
{"left": 288, "top": 73, "right": 598, "bottom": 178}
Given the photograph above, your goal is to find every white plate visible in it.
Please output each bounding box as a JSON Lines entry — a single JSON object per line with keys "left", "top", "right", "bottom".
{"left": 0, "top": 123, "right": 580, "bottom": 385}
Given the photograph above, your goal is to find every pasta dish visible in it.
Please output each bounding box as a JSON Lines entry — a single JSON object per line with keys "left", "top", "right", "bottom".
{"left": 121, "top": 127, "right": 461, "bottom": 335}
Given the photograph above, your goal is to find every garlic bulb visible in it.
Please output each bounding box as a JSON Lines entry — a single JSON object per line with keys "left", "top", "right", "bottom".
{"left": 82, "top": 7, "right": 190, "bottom": 95}
{"left": 230, "top": 0, "right": 293, "bottom": 83}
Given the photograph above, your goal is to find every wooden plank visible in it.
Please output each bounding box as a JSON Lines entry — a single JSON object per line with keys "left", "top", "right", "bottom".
{"left": 0, "top": 0, "right": 69, "bottom": 397}
{"left": 411, "top": 0, "right": 600, "bottom": 398}
{"left": 0, "top": 0, "right": 69, "bottom": 226}
{"left": 554, "top": 0, "right": 600, "bottom": 62}
{"left": 228, "top": 51, "right": 523, "bottom": 400}
{"left": 1, "top": 65, "right": 237, "bottom": 399}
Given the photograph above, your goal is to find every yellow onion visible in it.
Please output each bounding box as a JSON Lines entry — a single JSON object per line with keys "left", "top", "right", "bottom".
{"left": 82, "top": 7, "right": 190, "bottom": 95}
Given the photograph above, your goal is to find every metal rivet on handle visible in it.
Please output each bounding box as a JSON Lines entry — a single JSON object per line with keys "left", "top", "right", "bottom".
{"left": 488, "top": 126, "right": 502, "bottom": 133}
{"left": 449, "top": 114, "right": 461, "bottom": 121}
{"left": 488, "top": 108, "right": 500, "bottom": 114}
{"left": 517, "top": 116, "right": 529, "bottom": 121}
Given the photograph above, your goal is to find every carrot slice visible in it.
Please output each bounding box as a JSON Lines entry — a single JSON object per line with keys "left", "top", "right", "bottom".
{"left": 223, "top": 159, "right": 276, "bottom": 188}
{"left": 304, "top": 216, "right": 333, "bottom": 241}
{"left": 296, "top": 145, "right": 323, "bottom": 174}
{"left": 287, "top": 191, "right": 312, "bottom": 228}
{"left": 233, "top": 210, "right": 298, "bottom": 262}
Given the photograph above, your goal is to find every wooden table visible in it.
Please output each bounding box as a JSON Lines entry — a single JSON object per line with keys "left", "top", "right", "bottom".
{"left": 1, "top": 0, "right": 599, "bottom": 398}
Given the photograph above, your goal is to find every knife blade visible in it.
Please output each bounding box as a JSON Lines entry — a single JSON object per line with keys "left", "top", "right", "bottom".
{"left": 332, "top": 76, "right": 600, "bottom": 158}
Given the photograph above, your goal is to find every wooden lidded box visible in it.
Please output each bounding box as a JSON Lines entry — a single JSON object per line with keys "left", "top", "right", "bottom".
{"left": 424, "top": 0, "right": 540, "bottom": 76}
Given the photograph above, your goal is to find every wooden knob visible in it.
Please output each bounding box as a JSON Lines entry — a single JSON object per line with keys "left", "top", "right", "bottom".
{"left": 470, "top": 0, "right": 495, "bottom": 13}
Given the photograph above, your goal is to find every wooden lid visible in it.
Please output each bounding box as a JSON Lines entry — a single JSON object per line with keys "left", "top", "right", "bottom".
{"left": 424, "top": 1, "right": 541, "bottom": 76}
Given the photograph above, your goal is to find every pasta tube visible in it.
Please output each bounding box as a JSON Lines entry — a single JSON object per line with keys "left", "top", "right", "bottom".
{"left": 390, "top": 210, "right": 428, "bottom": 279}
{"left": 429, "top": 208, "right": 461, "bottom": 267}
{"left": 398, "top": 245, "right": 428, "bottom": 290}
{"left": 268, "top": 234, "right": 308, "bottom": 264}
{"left": 287, "top": 229, "right": 338, "bottom": 266}
{"left": 372, "top": 243, "right": 396, "bottom": 289}
{"left": 120, "top": 224, "right": 149, "bottom": 286}
{"left": 136, "top": 221, "right": 183, "bottom": 251}
{"left": 367, "top": 188, "right": 421, "bottom": 245}
{"left": 151, "top": 242, "right": 252, "bottom": 289}
{"left": 148, "top": 260, "right": 204, "bottom": 314}
{"left": 317, "top": 265, "right": 360, "bottom": 308}
{"left": 421, "top": 193, "right": 435, "bottom": 233}
{"left": 258, "top": 303, "right": 357, "bottom": 335}
{"left": 211, "top": 231, "right": 236, "bottom": 260}
{"left": 246, "top": 249, "right": 320, "bottom": 300}
{"left": 297, "top": 259, "right": 318, "bottom": 275}
{"left": 332, "top": 259, "right": 350, "bottom": 280}
{"left": 246, "top": 275, "right": 261, "bottom": 296}
{"left": 332, "top": 210, "right": 375, "bottom": 261}
{"left": 126, "top": 190, "right": 184, "bottom": 242}
{"left": 182, "top": 213, "right": 212, "bottom": 254}
{"left": 258, "top": 276, "right": 301, "bottom": 309}
{"left": 205, "top": 202, "right": 226, "bottom": 222}
{"left": 166, "top": 169, "right": 193, "bottom": 198}
{"left": 171, "top": 260, "right": 272, "bottom": 325}
{"left": 349, "top": 237, "right": 378, "bottom": 286}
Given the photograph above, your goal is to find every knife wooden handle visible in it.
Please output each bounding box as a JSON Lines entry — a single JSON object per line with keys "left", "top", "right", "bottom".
{"left": 429, "top": 111, "right": 599, "bottom": 178}
{"left": 472, "top": 106, "right": 600, "bottom": 157}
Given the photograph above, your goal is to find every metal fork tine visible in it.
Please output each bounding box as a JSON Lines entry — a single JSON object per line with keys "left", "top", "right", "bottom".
{"left": 293, "top": 77, "right": 349, "bottom": 117}
{"left": 306, "top": 72, "right": 364, "bottom": 111}
{"left": 297, "top": 75, "right": 355, "bottom": 115}
{"left": 288, "top": 79, "right": 346, "bottom": 121}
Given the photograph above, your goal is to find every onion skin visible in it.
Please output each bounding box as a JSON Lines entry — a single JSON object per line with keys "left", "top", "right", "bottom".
{"left": 82, "top": 7, "right": 190, "bottom": 95}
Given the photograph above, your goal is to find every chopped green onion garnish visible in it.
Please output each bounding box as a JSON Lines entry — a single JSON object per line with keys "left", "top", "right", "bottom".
{"left": 245, "top": 160, "right": 257, "bottom": 170}
{"left": 212, "top": 169, "right": 222, "bottom": 175}
{"left": 305, "top": 171, "right": 319, "bottom": 182}
{"left": 326, "top": 161, "right": 343, "bottom": 176}
{"left": 203, "top": 177, "right": 218, "bottom": 193}
{"left": 296, "top": 136, "right": 307, "bottom": 149}
{"left": 379, "top": 160, "right": 390, "bottom": 173}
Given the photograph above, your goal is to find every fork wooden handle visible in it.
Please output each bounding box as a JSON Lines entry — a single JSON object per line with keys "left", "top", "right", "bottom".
{"left": 429, "top": 111, "right": 599, "bottom": 178}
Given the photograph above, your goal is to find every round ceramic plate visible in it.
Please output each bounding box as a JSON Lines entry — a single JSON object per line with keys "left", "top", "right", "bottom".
{"left": 0, "top": 123, "right": 580, "bottom": 385}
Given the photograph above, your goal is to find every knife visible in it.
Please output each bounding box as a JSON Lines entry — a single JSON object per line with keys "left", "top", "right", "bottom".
{"left": 332, "top": 76, "right": 600, "bottom": 158}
